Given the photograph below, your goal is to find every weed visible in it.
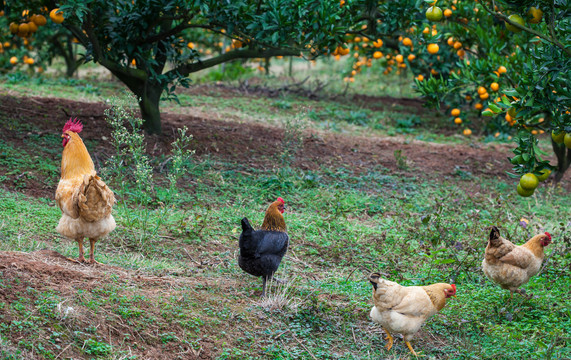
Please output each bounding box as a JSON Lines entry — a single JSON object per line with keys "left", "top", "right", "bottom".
{"left": 394, "top": 149, "right": 410, "bottom": 170}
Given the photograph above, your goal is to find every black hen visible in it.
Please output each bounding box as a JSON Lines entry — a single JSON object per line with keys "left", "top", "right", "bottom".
{"left": 238, "top": 198, "right": 289, "bottom": 297}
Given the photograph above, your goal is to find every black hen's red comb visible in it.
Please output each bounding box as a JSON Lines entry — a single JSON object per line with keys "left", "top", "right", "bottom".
{"left": 62, "top": 117, "right": 83, "bottom": 133}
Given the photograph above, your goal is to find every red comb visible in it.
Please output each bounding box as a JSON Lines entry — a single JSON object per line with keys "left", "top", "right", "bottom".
{"left": 62, "top": 117, "right": 83, "bottom": 133}
{"left": 276, "top": 197, "right": 285, "bottom": 204}
{"left": 451, "top": 284, "right": 456, "bottom": 291}
{"left": 545, "top": 232, "right": 551, "bottom": 240}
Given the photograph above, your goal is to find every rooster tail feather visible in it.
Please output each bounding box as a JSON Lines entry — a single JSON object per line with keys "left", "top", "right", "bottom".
{"left": 489, "top": 226, "right": 502, "bottom": 247}
{"left": 77, "top": 174, "right": 115, "bottom": 222}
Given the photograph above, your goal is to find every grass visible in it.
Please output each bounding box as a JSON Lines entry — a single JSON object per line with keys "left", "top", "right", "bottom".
{"left": 0, "top": 66, "right": 569, "bottom": 359}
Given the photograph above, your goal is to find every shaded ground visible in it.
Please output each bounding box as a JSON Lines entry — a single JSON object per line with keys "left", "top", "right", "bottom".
{"left": 0, "top": 94, "right": 530, "bottom": 200}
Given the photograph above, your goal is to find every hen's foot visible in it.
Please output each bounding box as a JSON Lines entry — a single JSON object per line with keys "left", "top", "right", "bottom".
{"left": 67, "top": 257, "right": 88, "bottom": 264}
{"left": 271, "top": 277, "right": 286, "bottom": 284}
{"left": 405, "top": 341, "right": 418, "bottom": 357}
{"left": 516, "top": 289, "right": 532, "bottom": 299}
{"left": 383, "top": 329, "right": 394, "bottom": 351}
{"left": 88, "top": 258, "right": 101, "bottom": 265}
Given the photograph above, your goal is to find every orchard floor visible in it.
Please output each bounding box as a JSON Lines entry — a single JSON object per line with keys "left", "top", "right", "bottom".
{"left": 0, "top": 87, "right": 569, "bottom": 359}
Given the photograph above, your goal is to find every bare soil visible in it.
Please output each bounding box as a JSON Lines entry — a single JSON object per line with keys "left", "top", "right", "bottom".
{"left": 0, "top": 92, "right": 545, "bottom": 200}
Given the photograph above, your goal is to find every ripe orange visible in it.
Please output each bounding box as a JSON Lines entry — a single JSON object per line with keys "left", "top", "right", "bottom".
{"left": 423, "top": 27, "right": 430, "bottom": 34}
{"left": 456, "top": 49, "right": 465, "bottom": 57}
{"left": 402, "top": 37, "right": 412, "bottom": 47}
{"left": 9, "top": 22, "right": 19, "bottom": 34}
{"left": 477, "top": 86, "right": 487, "bottom": 95}
{"left": 395, "top": 54, "right": 404, "bottom": 63}
{"left": 427, "top": 43, "right": 439, "bottom": 54}
{"left": 465, "top": 95, "right": 472, "bottom": 101}
{"left": 447, "top": 37, "right": 454, "bottom": 46}
{"left": 9, "top": 56, "right": 18, "bottom": 65}
{"left": 505, "top": 14, "right": 524, "bottom": 33}
{"left": 479, "top": 92, "right": 489, "bottom": 100}
{"left": 50, "top": 8, "right": 64, "bottom": 24}
{"left": 498, "top": 66, "right": 507, "bottom": 74}
{"left": 373, "top": 51, "right": 383, "bottom": 59}
{"left": 416, "top": 74, "right": 424, "bottom": 81}
{"left": 475, "top": 103, "right": 483, "bottom": 110}
{"left": 463, "top": 128, "right": 472, "bottom": 136}
{"left": 33, "top": 14, "right": 47, "bottom": 26}
{"left": 17, "top": 23, "right": 29, "bottom": 37}
{"left": 453, "top": 41, "right": 462, "bottom": 50}
{"left": 527, "top": 7, "right": 543, "bottom": 24}
{"left": 27, "top": 21, "right": 38, "bottom": 33}
{"left": 408, "top": 54, "right": 416, "bottom": 61}
{"left": 444, "top": 9, "right": 452, "bottom": 17}
{"left": 520, "top": 173, "right": 539, "bottom": 191}
{"left": 24, "top": 57, "right": 34, "bottom": 65}
{"left": 426, "top": 6, "right": 443, "bottom": 21}
{"left": 373, "top": 39, "right": 383, "bottom": 48}
{"left": 451, "top": 108, "right": 461, "bottom": 116}
{"left": 490, "top": 82, "right": 499, "bottom": 91}
{"left": 454, "top": 117, "right": 462, "bottom": 124}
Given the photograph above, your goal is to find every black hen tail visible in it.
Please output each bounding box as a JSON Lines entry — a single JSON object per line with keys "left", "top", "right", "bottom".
{"left": 241, "top": 217, "right": 253, "bottom": 232}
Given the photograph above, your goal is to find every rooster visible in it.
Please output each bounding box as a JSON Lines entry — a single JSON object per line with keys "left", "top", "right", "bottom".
{"left": 369, "top": 273, "right": 456, "bottom": 356}
{"left": 55, "top": 118, "right": 116, "bottom": 264}
{"left": 238, "top": 197, "right": 288, "bottom": 297}
{"left": 482, "top": 226, "right": 552, "bottom": 298}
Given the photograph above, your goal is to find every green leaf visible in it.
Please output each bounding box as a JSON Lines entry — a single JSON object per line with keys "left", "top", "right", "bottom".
{"left": 482, "top": 110, "right": 494, "bottom": 117}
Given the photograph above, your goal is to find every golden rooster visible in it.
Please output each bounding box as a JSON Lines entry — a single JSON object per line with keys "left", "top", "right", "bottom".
{"left": 239, "top": 197, "right": 289, "bottom": 297}
{"left": 369, "top": 273, "right": 456, "bottom": 356}
{"left": 482, "top": 226, "right": 552, "bottom": 298}
{"left": 56, "top": 118, "right": 116, "bottom": 264}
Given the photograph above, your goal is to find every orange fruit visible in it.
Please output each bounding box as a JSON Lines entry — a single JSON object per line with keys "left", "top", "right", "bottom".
{"left": 373, "top": 39, "right": 383, "bottom": 48}
{"left": 402, "top": 37, "right": 412, "bottom": 46}
{"left": 9, "top": 56, "right": 18, "bottom": 65}
{"left": 27, "top": 21, "right": 38, "bottom": 33}
{"left": 427, "top": 43, "right": 439, "bottom": 54}
{"left": 423, "top": 27, "right": 430, "bottom": 34}
{"left": 426, "top": 6, "right": 444, "bottom": 21}
{"left": 551, "top": 130, "right": 565, "bottom": 144}
{"left": 395, "top": 54, "right": 404, "bottom": 63}
{"left": 517, "top": 184, "right": 534, "bottom": 197}
{"left": 520, "top": 173, "right": 539, "bottom": 191}
{"left": 490, "top": 82, "right": 499, "bottom": 91}
{"left": 447, "top": 37, "right": 454, "bottom": 46}
{"left": 454, "top": 117, "right": 462, "bottom": 124}
{"left": 536, "top": 169, "right": 551, "bottom": 182}
{"left": 444, "top": 9, "right": 452, "bottom": 17}
{"left": 527, "top": 7, "right": 543, "bottom": 24}
{"left": 477, "top": 86, "right": 487, "bottom": 95}
{"left": 451, "top": 108, "right": 461, "bottom": 116}
{"left": 373, "top": 51, "right": 383, "bottom": 59}
{"left": 475, "top": 103, "right": 483, "bottom": 110}
{"left": 480, "top": 92, "right": 489, "bottom": 100}
{"left": 505, "top": 14, "right": 524, "bottom": 33}
{"left": 416, "top": 74, "right": 424, "bottom": 81}
{"left": 9, "top": 22, "right": 19, "bottom": 34}
{"left": 407, "top": 54, "right": 416, "bottom": 61}
{"left": 463, "top": 128, "right": 472, "bottom": 136}
{"left": 33, "top": 14, "right": 47, "bottom": 26}
{"left": 17, "top": 23, "right": 29, "bottom": 37}
{"left": 565, "top": 133, "right": 571, "bottom": 149}
{"left": 50, "top": 8, "right": 64, "bottom": 24}
{"left": 465, "top": 95, "right": 472, "bottom": 101}
{"left": 453, "top": 41, "right": 462, "bottom": 50}
{"left": 498, "top": 66, "right": 507, "bottom": 74}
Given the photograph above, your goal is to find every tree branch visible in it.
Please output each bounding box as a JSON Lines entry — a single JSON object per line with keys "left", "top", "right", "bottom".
{"left": 170, "top": 48, "right": 301, "bottom": 78}
{"left": 135, "top": 21, "right": 207, "bottom": 45}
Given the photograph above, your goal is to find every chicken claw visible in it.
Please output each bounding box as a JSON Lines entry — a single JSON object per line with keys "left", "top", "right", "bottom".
{"left": 405, "top": 341, "right": 418, "bottom": 357}
{"left": 383, "top": 328, "right": 394, "bottom": 351}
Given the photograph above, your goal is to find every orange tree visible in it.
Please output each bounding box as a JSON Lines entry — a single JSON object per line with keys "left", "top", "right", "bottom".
{"left": 412, "top": 0, "right": 570, "bottom": 188}
{"left": 2, "top": 0, "right": 384, "bottom": 134}
{"left": 0, "top": 5, "right": 84, "bottom": 76}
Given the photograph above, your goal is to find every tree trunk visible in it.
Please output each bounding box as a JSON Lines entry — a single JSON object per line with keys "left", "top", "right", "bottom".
{"left": 552, "top": 139, "right": 570, "bottom": 183}
{"left": 138, "top": 82, "right": 163, "bottom": 135}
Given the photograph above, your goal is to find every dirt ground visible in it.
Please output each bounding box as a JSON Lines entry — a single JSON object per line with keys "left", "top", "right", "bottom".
{"left": 0, "top": 92, "right": 540, "bottom": 200}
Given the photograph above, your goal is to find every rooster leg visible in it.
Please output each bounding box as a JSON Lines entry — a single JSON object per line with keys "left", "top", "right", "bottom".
{"left": 383, "top": 328, "right": 394, "bottom": 350}
{"left": 261, "top": 276, "right": 267, "bottom": 297}
{"left": 405, "top": 341, "right": 418, "bottom": 357}
{"left": 88, "top": 238, "right": 100, "bottom": 265}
